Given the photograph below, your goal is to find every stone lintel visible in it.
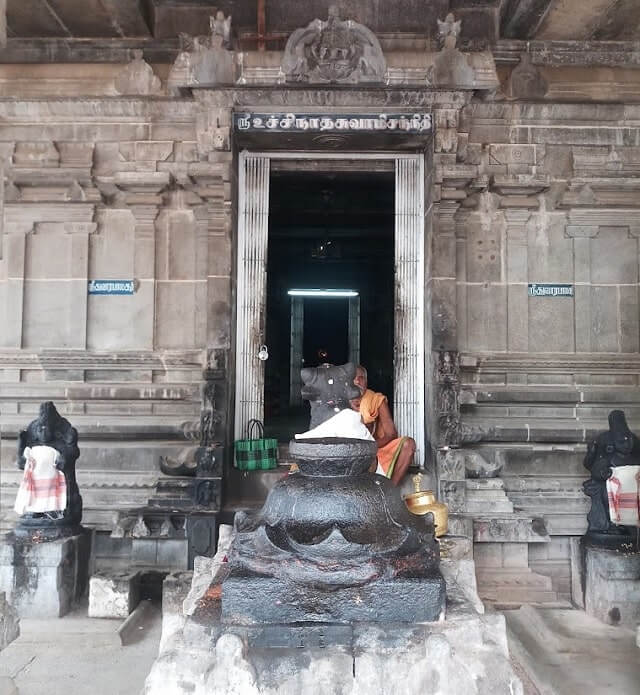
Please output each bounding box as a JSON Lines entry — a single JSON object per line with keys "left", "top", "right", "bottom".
{"left": 494, "top": 39, "right": 640, "bottom": 68}
{"left": 0, "top": 37, "right": 639, "bottom": 70}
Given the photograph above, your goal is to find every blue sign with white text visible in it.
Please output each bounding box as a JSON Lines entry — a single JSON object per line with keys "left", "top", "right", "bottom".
{"left": 528, "top": 283, "right": 574, "bottom": 298}
{"left": 88, "top": 280, "right": 135, "bottom": 295}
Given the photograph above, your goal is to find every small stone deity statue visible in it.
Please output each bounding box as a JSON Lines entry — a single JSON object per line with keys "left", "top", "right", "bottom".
{"left": 583, "top": 409, "right": 640, "bottom": 541}
{"left": 300, "top": 362, "right": 362, "bottom": 429}
{"left": 14, "top": 401, "right": 82, "bottom": 539}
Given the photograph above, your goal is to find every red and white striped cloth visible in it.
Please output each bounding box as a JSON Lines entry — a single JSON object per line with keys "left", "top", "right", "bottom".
{"left": 606, "top": 465, "right": 640, "bottom": 527}
{"left": 14, "top": 445, "right": 67, "bottom": 515}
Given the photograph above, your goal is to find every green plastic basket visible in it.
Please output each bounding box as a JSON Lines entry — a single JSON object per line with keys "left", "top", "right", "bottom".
{"left": 234, "top": 419, "right": 278, "bottom": 471}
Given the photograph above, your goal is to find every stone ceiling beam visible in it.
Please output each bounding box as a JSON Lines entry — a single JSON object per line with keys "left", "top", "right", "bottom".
{"left": 7, "top": 0, "right": 71, "bottom": 37}
{"left": 500, "top": 0, "right": 555, "bottom": 39}
{"left": 590, "top": 0, "right": 640, "bottom": 40}
{"left": 99, "top": 0, "right": 152, "bottom": 38}
{"left": 536, "top": 0, "right": 619, "bottom": 40}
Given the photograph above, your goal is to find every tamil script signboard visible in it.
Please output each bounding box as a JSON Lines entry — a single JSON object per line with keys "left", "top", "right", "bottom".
{"left": 88, "top": 280, "right": 135, "bottom": 295}
{"left": 528, "top": 283, "right": 574, "bottom": 297}
{"left": 233, "top": 112, "right": 432, "bottom": 134}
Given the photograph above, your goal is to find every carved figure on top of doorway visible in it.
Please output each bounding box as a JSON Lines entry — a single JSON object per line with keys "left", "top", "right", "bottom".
{"left": 282, "top": 5, "right": 386, "bottom": 84}
{"left": 168, "top": 11, "right": 235, "bottom": 93}
{"left": 113, "top": 50, "right": 163, "bottom": 96}
{"left": 437, "top": 13, "right": 461, "bottom": 50}
{"left": 433, "top": 13, "right": 474, "bottom": 88}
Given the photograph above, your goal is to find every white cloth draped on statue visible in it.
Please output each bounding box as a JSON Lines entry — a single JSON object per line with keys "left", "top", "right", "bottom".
{"left": 606, "top": 465, "right": 640, "bottom": 526}
{"left": 14, "top": 445, "right": 67, "bottom": 515}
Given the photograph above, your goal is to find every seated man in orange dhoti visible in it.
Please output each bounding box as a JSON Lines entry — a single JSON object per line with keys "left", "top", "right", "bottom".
{"left": 351, "top": 365, "right": 416, "bottom": 486}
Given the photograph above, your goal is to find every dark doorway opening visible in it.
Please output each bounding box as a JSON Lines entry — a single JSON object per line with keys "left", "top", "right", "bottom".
{"left": 264, "top": 169, "right": 395, "bottom": 441}
{"left": 302, "top": 298, "right": 349, "bottom": 367}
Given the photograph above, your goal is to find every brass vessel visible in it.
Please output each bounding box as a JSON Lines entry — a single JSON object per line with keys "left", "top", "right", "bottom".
{"left": 403, "top": 473, "right": 448, "bottom": 537}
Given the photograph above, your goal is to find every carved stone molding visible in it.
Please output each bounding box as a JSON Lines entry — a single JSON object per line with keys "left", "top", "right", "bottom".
{"left": 281, "top": 6, "right": 386, "bottom": 85}
{"left": 566, "top": 208, "right": 640, "bottom": 237}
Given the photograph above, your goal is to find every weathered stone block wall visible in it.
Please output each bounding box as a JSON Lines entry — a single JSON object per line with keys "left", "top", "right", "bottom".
{"left": 0, "top": 97, "right": 234, "bottom": 532}
{"left": 455, "top": 100, "right": 640, "bottom": 603}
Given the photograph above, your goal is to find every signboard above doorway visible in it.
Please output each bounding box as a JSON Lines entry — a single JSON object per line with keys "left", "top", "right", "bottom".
{"left": 234, "top": 112, "right": 432, "bottom": 134}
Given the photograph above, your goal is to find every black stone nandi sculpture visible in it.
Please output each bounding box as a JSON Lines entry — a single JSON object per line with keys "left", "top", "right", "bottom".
{"left": 221, "top": 363, "right": 445, "bottom": 625}
{"left": 15, "top": 401, "right": 82, "bottom": 540}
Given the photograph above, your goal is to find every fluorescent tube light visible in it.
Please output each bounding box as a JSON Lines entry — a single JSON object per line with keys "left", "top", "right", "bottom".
{"left": 287, "top": 289, "right": 359, "bottom": 298}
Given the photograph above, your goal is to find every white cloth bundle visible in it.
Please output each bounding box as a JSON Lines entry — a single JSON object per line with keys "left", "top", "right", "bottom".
{"left": 606, "top": 465, "right": 640, "bottom": 526}
{"left": 294, "top": 408, "right": 374, "bottom": 441}
{"left": 14, "top": 445, "right": 67, "bottom": 515}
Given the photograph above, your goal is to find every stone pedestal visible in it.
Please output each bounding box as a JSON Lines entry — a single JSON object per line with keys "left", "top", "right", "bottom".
{"left": 88, "top": 570, "right": 141, "bottom": 618}
{"left": 584, "top": 542, "right": 640, "bottom": 627}
{"left": 142, "top": 550, "right": 521, "bottom": 695}
{"left": 0, "top": 532, "right": 90, "bottom": 618}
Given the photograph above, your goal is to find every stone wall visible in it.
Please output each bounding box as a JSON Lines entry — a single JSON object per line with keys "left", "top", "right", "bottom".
{"left": 0, "top": 47, "right": 639, "bottom": 604}
{"left": 0, "top": 96, "right": 234, "bottom": 532}
{"left": 448, "top": 100, "right": 640, "bottom": 604}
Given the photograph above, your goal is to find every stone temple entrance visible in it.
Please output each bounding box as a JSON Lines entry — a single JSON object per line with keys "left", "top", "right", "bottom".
{"left": 234, "top": 151, "right": 427, "bottom": 465}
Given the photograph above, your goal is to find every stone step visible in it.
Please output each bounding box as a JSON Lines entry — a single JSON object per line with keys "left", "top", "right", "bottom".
{"left": 543, "top": 513, "right": 588, "bottom": 536}
{"left": 465, "top": 500, "right": 515, "bottom": 514}
{"left": 502, "top": 475, "right": 586, "bottom": 494}
{"left": 465, "top": 488, "right": 510, "bottom": 499}
{"left": 472, "top": 515, "right": 550, "bottom": 543}
{"left": 476, "top": 568, "right": 554, "bottom": 591}
{"left": 481, "top": 588, "right": 559, "bottom": 604}
{"left": 510, "top": 496, "right": 589, "bottom": 513}
{"left": 465, "top": 479, "right": 506, "bottom": 490}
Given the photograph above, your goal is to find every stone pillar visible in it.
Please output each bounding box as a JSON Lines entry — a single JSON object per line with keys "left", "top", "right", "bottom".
{"left": 504, "top": 209, "right": 531, "bottom": 353}
{"left": 394, "top": 155, "right": 426, "bottom": 465}
{"left": 0, "top": 229, "right": 27, "bottom": 348}
{"left": 234, "top": 153, "right": 270, "bottom": 439}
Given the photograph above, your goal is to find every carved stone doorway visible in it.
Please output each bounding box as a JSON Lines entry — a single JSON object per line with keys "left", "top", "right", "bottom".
{"left": 234, "top": 151, "right": 426, "bottom": 464}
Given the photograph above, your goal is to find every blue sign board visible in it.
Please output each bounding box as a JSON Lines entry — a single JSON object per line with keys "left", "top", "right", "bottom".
{"left": 528, "top": 283, "right": 574, "bottom": 298}
{"left": 88, "top": 280, "right": 135, "bottom": 295}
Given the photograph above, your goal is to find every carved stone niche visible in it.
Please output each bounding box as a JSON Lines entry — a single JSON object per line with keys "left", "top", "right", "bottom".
{"left": 281, "top": 5, "right": 386, "bottom": 84}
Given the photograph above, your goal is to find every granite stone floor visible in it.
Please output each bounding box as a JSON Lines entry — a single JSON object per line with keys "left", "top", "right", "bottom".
{"left": 0, "top": 603, "right": 162, "bottom": 695}
{"left": 1, "top": 604, "right": 638, "bottom": 695}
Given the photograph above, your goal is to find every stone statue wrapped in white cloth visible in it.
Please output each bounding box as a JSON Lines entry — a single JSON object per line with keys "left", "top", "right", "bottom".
{"left": 14, "top": 445, "right": 67, "bottom": 515}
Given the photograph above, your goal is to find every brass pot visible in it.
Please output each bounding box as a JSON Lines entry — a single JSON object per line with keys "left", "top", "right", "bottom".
{"left": 404, "top": 488, "right": 436, "bottom": 515}
{"left": 403, "top": 475, "right": 449, "bottom": 538}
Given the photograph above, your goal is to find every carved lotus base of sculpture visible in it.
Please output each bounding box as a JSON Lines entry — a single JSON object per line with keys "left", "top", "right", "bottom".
{"left": 221, "top": 438, "right": 446, "bottom": 625}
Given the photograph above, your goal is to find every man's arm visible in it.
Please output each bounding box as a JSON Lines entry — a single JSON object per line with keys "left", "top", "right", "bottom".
{"left": 374, "top": 401, "right": 398, "bottom": 448}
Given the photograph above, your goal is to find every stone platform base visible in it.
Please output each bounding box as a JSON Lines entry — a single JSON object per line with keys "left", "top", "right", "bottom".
{"left": 143, "top": 532, "right": 521, "bottom": 695}
{"left": 584, "top": 540, "right": 640, "bottom": 627}
{"left": 0, "top": 531, "right": 90, "bottom": 618}
{"left": 222, "top": 572, "right": 446, "bottom": 625}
